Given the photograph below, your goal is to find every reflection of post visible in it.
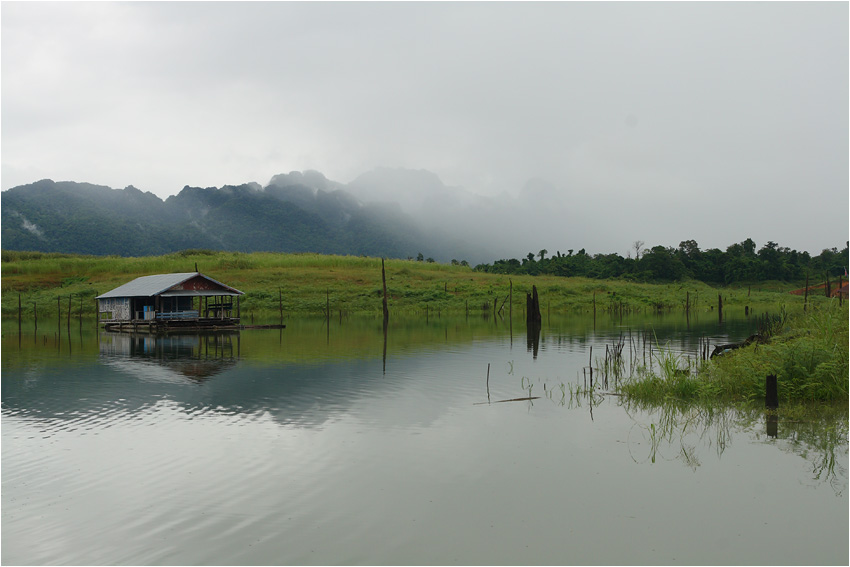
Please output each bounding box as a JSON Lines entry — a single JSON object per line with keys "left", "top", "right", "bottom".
{"left": 382, "top": 320, "right": 388, "bottom": 375}
{"left": 766, "top": 413, "right": 778, "bottom": 438}
{"left": 526, "top": 321, "right": 540, "bottom": 359}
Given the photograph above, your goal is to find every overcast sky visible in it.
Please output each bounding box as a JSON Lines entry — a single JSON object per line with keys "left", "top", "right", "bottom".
{"left": 2, "top": 2, "right": 847, "bottom": 256}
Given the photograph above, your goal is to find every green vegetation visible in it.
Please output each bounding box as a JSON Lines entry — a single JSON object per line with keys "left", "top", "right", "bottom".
{"left": 1, "top": 249, "right": 822, "bottom": 321}
{"left": 477, "top": 238, "right": 849, "bottom": 284}
{"left": 617, "top": 303, "right": 849, "bottom": 404}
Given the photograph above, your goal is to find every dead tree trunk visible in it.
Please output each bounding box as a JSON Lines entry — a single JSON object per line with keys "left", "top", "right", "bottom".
{"left": 526, "top": 285, "right": 541, "bottom": 327}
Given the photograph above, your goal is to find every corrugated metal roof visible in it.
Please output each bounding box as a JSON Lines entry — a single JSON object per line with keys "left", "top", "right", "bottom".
{"left": 96, "top": 273, "right": 243, "bottom": 299}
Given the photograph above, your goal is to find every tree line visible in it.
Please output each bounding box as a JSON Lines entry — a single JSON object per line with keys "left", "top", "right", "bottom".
{"left": 472, "top": 239, "right": 849, "bottom": 284}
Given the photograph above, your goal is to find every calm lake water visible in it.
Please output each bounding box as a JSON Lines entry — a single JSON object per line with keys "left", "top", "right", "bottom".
{"left": 2, "top": 311, "right": 847, "bottom": 565}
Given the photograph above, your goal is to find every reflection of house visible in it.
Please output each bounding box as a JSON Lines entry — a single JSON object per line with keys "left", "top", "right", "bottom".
{"left": 96, "top": 272, "right": 244, "bottom": 330}
{"left": 99, "top": 331, "right": 239, "bottom": 381}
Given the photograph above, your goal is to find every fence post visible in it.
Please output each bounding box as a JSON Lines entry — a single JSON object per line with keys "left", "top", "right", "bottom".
{"left": 765, "top": 374, "right": 778, "bottom": 409}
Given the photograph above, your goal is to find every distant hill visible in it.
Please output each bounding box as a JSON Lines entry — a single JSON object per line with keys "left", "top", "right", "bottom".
{"left": 1, "top": 172, "right": 447, "bottom": 260}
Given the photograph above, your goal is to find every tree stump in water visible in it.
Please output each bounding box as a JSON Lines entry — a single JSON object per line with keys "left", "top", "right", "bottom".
{"left": 526, "top": 285, "right": 542, "bottom": 327}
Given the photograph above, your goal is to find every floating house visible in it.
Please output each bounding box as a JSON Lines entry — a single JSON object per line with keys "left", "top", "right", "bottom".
{"left": 96, "top": 272, "right": 244, "bottom": 331}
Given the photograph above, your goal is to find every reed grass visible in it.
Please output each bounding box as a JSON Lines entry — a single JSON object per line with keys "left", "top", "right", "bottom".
{"left": 616, "top": 303, "right": 849, "bottom": 404}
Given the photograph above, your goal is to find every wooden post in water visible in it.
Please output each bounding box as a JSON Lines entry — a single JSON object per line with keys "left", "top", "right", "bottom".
{"left": 326, "top": 289, "right": 330, "bottom": 325}
{"left": 278, "top": 287, "right": 283, "bottom": 325}
{"left": 381, "top": 258, "right": 389, "bottom": 325}
{"left": 67, "top": 294, "right": 72, "bottom": 329}
{"left": 57, "top": 296, "right": 61, "bottom": 329}
{"left": 33, "top": 301, "right": 38, "bottom": 332}
{"left": 79, "top": 295, "right": 83, "bottom": 327}
{"left": 509, "top": 280, "right": 513, "bottom": 324}
{"left": 765, "top": 374, "right": 778, "bottom": 409}
{"left": 18, "top": 294, "right": 22, "bottom": 334}
{"left": 717, "top": 294, "right": 723, "bottom": 323}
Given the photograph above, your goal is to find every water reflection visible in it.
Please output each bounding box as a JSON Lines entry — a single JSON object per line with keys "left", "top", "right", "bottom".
{"left": 99, "top": 332, "right": 239, "bottom": 382}
{"left": 621, "top": 399, "right": 848, "bottom": 494}
{"left": 2, "top": 312, "right": 847, "bottom": 565}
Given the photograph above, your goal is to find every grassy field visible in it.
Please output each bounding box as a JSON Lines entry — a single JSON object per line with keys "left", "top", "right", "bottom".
{"left": 1, "top": 249, "right": 825, "bottom": 321}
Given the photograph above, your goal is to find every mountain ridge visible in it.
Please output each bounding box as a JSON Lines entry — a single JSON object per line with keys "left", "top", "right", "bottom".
{"left": 1, "top": 170, "right": 489, "bottom": 262}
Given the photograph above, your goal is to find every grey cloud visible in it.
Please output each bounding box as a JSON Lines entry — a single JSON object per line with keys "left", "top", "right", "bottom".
{"left": 1, "top": 1, "right": 846, "bottom": 256}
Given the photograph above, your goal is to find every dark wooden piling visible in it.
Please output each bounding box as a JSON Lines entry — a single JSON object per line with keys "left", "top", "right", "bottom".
{"left": 509, "top": 280, "right": 513, "bottom": 324}
{"left": 526, "top": 285, "right": 541, "bottom": 327}
{"left": 18, "top": 294, "right": 22, "bottom": 334}
{"left": 33, "top": 301, "right": 38, "bottom": 332}
{"left": 67, "top": 295, "right": 72, "bottom": 328}
{"left": 718, "top": 294, "right": 723, "bottom": 323}
{"left": 278, "top": 287, "right": 283, "bottom": 325}
{"left": 765, "top": 374, "right": 778, "bottom": 409}
{"left": 381, "top": 258, "right": 389, "bottom": 325}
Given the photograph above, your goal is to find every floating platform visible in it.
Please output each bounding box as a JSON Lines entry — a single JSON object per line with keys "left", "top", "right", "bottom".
{"left": 101, "top": 318, "right": 284, "bottom": 333}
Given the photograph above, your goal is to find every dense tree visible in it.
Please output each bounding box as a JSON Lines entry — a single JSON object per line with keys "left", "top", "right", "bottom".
{"left": 474, "top": 238, "right": 847, "bottom": 285}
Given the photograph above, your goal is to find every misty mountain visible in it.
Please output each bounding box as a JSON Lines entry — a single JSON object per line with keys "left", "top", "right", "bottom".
{"left": 0, "top": 173, "right": 466, "bottom": 260}
{"left": 1, "top": 168, "right": 599, "bottom": 263}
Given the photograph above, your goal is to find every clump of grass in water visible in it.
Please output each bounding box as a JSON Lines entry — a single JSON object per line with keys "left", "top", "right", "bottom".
{"left": 618, "top": 303, "right": 848, "bottom": 404}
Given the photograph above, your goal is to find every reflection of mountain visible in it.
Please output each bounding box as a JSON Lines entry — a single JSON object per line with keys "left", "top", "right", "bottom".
{"left": 99, "top": 332, "right": 239, "bottom": 382}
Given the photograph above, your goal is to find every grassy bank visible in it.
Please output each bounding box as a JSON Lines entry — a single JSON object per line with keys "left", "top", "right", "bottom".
{"left": 617, "top": 303, "right": 849, "bottom": 404}
{"left": 1, "top": 249, "right": 820, "bottom": 320}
